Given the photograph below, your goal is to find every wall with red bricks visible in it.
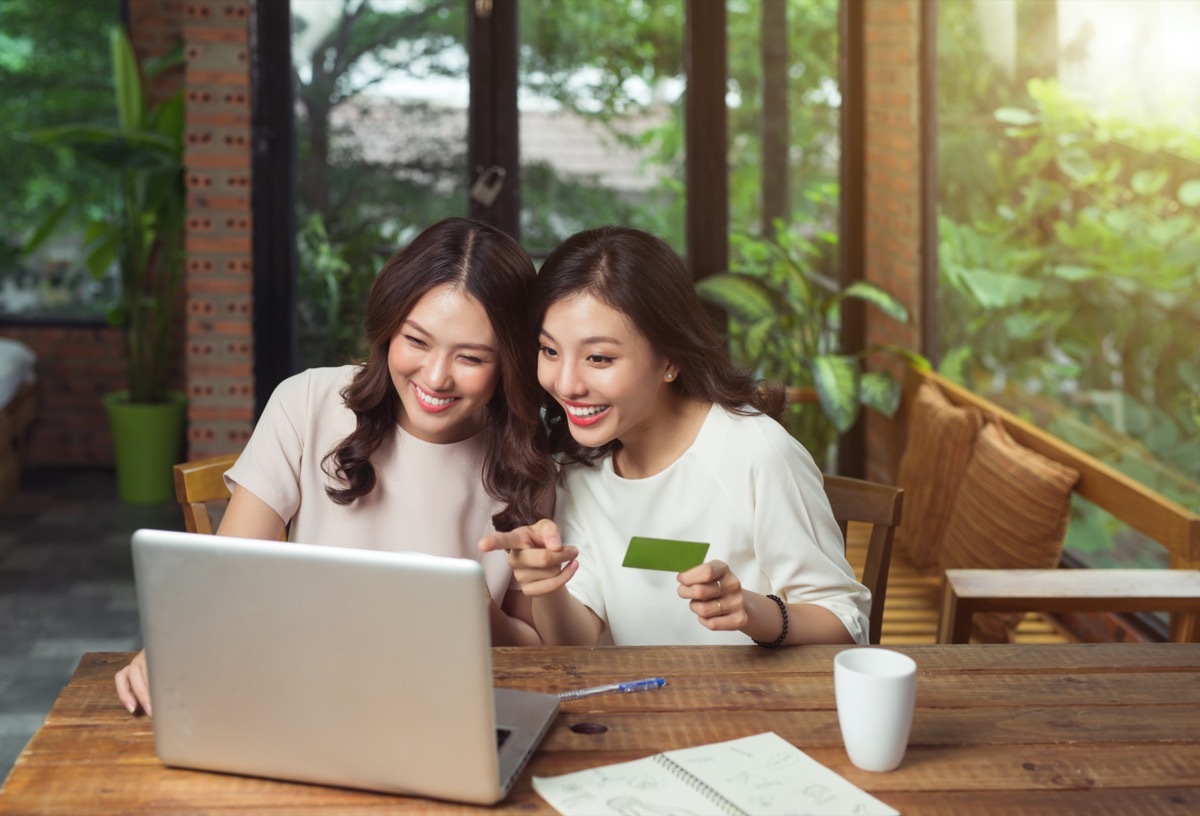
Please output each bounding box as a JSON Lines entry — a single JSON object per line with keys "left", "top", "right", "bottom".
{"left": 180, "top": 0, "right": 255, "bottom": 458}
{"left": 0, "top": 0, "right": 254, "bottom": 468}
{"left": 861, "top": 0, "right": 925, "bottom": 483}
{"left": 0, "top": 326, "right": 125, "bottom": 466}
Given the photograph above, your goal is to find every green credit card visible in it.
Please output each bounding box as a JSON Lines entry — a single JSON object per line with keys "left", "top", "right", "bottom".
{"left": 622, "top": 536, "right": 710, "bottom": 572}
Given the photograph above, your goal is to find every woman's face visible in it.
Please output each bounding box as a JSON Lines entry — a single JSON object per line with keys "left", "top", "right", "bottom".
{"left": 388, "top": 284, "right": 500, "bottom": 444}
{"left": 537, "top": 293, "right": 677, "bottom": 450}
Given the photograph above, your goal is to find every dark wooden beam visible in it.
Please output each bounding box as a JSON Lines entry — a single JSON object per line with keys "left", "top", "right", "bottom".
{"left": 685, "top": 0, "right": 727, "bottom": 283}
{"left": 467, "top": 0, "right": 520, "bottom": 239}
{"left": 837, "top": 0, "right": 866, "bottom": 477}
{"left": 250, "top": 0, "right": 298, "bottom": 416}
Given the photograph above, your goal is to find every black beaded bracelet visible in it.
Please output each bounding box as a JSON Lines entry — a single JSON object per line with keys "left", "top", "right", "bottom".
{"left": 753, "top": 593, "right": 789, "bottom": 648}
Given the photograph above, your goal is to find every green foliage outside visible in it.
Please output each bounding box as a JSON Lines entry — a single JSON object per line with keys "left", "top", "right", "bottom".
{"left": 290, "top": 0, "right": 692, "bottom": 367}
{"left": 697, "top": 217, "right": 926, "bottom": 469}
{"left": 0, "top": 0, "right": 120, "bottom": 314}
{"left": 22, "top": 27, "right": 186, "bottom": 405}
{"left": 292, "top": 0, "right": 847, "bottom": 378}
{"left": 937, "top": 1, "right": 1200, "bottom": 567}
{"left": 692, "top": 0, "right": 924, "bottom": 467}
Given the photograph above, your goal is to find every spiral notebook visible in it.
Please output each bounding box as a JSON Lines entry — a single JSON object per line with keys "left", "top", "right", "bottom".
{"left": 531, "top": 732, "right": 897, "bottom": 816}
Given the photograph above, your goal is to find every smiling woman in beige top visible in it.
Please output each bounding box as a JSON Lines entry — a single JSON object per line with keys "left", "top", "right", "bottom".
{"left": 116, "top": 217, "right": 555, "bottom": 716}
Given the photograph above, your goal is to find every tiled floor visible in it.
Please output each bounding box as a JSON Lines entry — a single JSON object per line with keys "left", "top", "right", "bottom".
{"left": 0, "top": 468, "right": 183, "bottom": 779}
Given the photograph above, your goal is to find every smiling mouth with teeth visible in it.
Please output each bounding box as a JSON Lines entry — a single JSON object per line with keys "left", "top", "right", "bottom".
{"left": 413, "top": 383, "right": 458, "bottom": 409}
{"left": 563, "top": 402, "right": 610, "bottom": 426}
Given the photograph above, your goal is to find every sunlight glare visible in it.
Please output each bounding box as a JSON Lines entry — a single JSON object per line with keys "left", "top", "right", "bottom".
{"left": 1059, "top": 0, "right": 1200, "bottom": 122}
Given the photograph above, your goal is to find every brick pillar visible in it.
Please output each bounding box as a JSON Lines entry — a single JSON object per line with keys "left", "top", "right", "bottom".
{"left": 862, "top": 0, "right": 925, "bottom": 483}
{"left": 129, "top": 0, "right": 184, "bottom": 104}
{"left": 181, "top": 0, "right": 255, "bottom": 458}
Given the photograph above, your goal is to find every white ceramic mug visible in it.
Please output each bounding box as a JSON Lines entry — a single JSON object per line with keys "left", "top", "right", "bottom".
{"left": 834, "top": 647, "right": 917, "bottom": 772}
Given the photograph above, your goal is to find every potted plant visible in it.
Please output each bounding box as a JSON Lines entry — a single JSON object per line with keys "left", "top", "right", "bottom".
{"left": 697, "top": 223, "right": 927, "bottom": 470}
{"left": 24, "top": 26, "right": 186, "bottom": 504}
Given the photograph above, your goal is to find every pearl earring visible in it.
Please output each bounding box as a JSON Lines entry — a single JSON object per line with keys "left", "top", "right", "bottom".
{"left": 666, "top": 373, "right": 675, "bottom": 381}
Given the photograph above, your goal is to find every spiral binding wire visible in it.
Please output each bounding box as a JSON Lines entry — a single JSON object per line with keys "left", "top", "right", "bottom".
{"left": 652, "top": 753, "right": 751, "bottom": 816}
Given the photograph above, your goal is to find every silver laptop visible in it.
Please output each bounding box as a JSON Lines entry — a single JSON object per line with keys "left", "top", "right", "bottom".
{"left": 131, "top": 528, "right": 559, "bottom": 805}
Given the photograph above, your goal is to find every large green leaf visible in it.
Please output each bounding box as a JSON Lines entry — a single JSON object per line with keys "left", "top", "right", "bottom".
{"left": 937, "top": 346, "right": 973, "bottom": 382}
{"left": 1056, "top": 146, "right": 1097, "bottom": 181}
{"left": 1131, "top": 168, "right": 1169, "bottom": 196}
{"left": 20, "top": 199, "right": 72, "bottom": 257}
{"left": 994, "top": 107, "right": 1037, "bottom": 126}
{"left": 110, "top": 27, "right": 142, "bottom": 132}
{"left": 23, "top": 126, "right": 176, "bottom": 171}
{"left": 810, "top": 354, "right": 859, "bottom": 433}
{"left": 1002, "top": 313, "right": 1043, "bottom": 341}
{"left": 859, "top": 371, "right": 901, "bottom": 417}
{"left": 148, "top": 92, "right": 185, "bottom": 149}
{"left": 695, "top": 273, "right": 778, "bottom": 323}
{"left": 955, "top": 266, "right": 1042, "bottom": 308}
{"left": 1178, "top": 180, "right": 1200, "bottom": 208}
{"left": 874, "top": 344, "right": 930, "bottom": 372}
{"left": 837, "top": 281, "right": 908, "bottom": 322}
{"left": 1148, "top": 216, "right": 1193, "bottom": 247}
{"left": 1049, "top": 264, "right": 1097, "bottom": 281}
{"left": 743, "top": 317, "right": 775, "bottom": 364}
{"left": 81, "top": 219, "right": 121, "bottom": 278}
{"left": 142, "top": 39, "right": 184, "bottom": 80}
{"left": 1064, "top": 503, "right": 1112, "bottom": 555}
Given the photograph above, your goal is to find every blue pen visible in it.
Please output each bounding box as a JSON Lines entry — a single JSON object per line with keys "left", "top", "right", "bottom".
{"left": 558, "top": 677, "right": 666, "bottom": 700}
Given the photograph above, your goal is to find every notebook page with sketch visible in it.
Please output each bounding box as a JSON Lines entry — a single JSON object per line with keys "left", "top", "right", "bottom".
{"left": 132, "top": 528, "right": 558, "bottom": 805}
{"left": 532, "top": 731, "right": 898, "bottom": 816}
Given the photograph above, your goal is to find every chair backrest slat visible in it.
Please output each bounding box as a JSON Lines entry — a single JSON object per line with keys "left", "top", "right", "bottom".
{"left": 822, "top": 474, "right": 904, "bottom": 645}
{"left": 172, "top": 453, "right": 239, "bottom": 536}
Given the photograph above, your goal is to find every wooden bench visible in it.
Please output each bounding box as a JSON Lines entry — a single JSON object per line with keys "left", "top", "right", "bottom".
{"left": 895, "top": 366, "right": 1200, "bottom": 644}
{"left": 842, "top": 524, "right": 1078, "bottom": 645}
{"left": 938, "top": 568, "right": 1200, "bottom": 644}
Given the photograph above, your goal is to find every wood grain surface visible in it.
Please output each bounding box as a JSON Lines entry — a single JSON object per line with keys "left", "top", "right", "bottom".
{"left": 2, "top": 645, "right": 1198, "bottom": 815}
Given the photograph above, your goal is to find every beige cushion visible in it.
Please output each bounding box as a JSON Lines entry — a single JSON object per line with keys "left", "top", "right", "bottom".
{"left": 894, "top": 381, "right": 984, "bottom": 573}
{"left": 939, "top": 418, "right": 1081, "bottom": 641}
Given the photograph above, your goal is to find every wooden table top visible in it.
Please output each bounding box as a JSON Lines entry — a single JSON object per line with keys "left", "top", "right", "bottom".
{"left": 2, "top": 644, "right": 1199, "bottom": 815}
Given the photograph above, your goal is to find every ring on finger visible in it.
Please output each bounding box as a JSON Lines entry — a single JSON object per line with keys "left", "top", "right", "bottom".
{"left": 717, "top": 598, "right": 724, "bottom": 615}
{"left": 716, "top": 578, "right": 722, "bottom": 596}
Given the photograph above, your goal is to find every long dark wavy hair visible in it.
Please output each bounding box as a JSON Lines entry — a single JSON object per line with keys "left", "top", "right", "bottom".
{"left": 322, "top": 217, "right": 555, "bottom": 531}
{"left": 533, "top": 225, "right": 785, "bottom": 466}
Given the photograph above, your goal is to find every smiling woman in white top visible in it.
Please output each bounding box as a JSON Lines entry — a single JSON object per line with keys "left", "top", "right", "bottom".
{"left": 482, "top": 226, "right": 869, "bottom": 647}
{"left": 116, "top": 217, "right": 556, "bottom": 715}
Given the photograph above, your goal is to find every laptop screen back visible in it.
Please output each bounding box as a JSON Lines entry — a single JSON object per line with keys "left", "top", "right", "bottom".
{"left": 132, "top": 528, "right": 509, "bottom": 802}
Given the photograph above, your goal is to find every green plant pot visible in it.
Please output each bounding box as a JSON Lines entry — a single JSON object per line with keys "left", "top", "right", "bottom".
{"left": 103, "top": 390, "right": 188, "bottom": 506}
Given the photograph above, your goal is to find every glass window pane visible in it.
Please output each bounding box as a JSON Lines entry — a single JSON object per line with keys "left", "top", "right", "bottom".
{"left": 291, "top": 0, "right": 468, "bottom": 368}
{"left": 0, "top": 0, "right": 120, "bottom": 320}
{"left": 518, "top": 0, "right": 685, "bottom": 257}
{"left": 936, "top": 0, "right": 1200, "bottom": 572}
{"left": 719, "top": 0, "right": 842, "bottom": 466}
{"left": 726, "top": 0, "right": 840, "bottom": 239}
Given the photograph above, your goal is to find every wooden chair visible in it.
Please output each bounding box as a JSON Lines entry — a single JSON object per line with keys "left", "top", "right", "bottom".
{"left": 173, "top": 452, "right": 239, "bottom": 534}
{"left": 823, "top": 474, "right": 904, "bottom": 645}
